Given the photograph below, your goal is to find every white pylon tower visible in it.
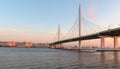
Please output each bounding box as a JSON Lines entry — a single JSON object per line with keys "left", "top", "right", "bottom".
{"left": 58, "top": 24, "right": 60, "bottom": 42}
{"left": 78, "top": 4, "right": 82, "bottom": 50}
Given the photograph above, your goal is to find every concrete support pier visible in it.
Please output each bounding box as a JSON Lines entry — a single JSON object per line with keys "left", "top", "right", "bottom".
{"left": 101, "top": 36, "right": 105, "bottom": 50}
{"left": 79, "top": 41, "right": 82, "bottom": 50}
{"left": 99, "top": 36, "right": 119, "bottom": 51}
{"left": 114, "top": 36, "right": 118, "bottom": 50}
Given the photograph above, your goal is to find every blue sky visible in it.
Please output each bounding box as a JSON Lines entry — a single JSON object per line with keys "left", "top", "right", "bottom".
{"left": 0, "top": 0, "right": 120, "bottom": 42}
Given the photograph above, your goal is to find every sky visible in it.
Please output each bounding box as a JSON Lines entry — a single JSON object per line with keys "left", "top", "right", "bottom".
{"left": 0, "top": 0, "right": 120, "bottom": 43}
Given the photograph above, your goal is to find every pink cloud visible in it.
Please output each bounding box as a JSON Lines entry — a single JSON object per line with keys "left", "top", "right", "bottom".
{"left": 86, "top": 4, "right": 97, "bottom": 20}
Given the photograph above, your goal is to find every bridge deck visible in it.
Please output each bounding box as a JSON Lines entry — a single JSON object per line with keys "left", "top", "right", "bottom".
{"left": 51, "top": 27, "right": 120, "bottom": 44}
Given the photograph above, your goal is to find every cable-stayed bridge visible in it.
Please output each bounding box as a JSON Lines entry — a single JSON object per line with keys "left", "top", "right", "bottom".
{"left": 50, "top": 5, "right": 120, "bottom": 51}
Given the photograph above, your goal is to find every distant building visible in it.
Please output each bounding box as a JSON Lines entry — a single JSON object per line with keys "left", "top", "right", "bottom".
{"left": 0, "top": 41, "right": 32, "bottom": 47}
{"left": 25, "top": 42, "right": 32, "bottom": 47}
{"left": 32, "top": 43, "right": 49, "bottom": 48}
{"left": 16, "top": 42, "right": 32, "bottom": 48}
{"left": 7, "top": 41, "right": 16, "bottom": 47}
{"left": 0, "top": 42, "right": 9, "bottom": 47}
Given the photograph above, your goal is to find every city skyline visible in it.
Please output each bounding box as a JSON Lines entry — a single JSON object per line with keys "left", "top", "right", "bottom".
{"left": 0, "top": 0, "right": 120, "bottom": 43}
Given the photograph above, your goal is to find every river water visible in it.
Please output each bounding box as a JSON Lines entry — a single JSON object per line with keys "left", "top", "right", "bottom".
{"left": 0, "top": 48, "right": 120, "bottom": 69}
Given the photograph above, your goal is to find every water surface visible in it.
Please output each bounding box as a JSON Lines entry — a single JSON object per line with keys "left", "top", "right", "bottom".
{"left": 0, "top": 48, "right": 120, "bottom": 69}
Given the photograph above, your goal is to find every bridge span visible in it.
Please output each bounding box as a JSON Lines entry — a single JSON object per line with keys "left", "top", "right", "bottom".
{"left": 50, "top": 27, "right": 120, "bottom": 50}
{"left": 51, "top": 27, "right": 120, "bottom": 44}
{"left": 50, "top": 5, "right": 120, "bottom": 51}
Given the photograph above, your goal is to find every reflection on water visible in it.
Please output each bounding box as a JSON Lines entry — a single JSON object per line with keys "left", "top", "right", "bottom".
{"left": 114, "top": 52, "right": 119, "bottom": 64}
{"left": 0, "top": 48, "right": 120, "bottom": 69}
{"left": 99, "top": 52, "right": 120, "bottom": 69}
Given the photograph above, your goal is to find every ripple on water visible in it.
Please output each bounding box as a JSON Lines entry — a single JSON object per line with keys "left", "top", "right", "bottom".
{"left": 0, "top": 48, "right": 120, "bottom": 69}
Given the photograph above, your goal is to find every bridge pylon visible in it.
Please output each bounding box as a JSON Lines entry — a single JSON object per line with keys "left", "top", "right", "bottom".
{"left": 78, "top": 4, "right": 82, "bottom": 50}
